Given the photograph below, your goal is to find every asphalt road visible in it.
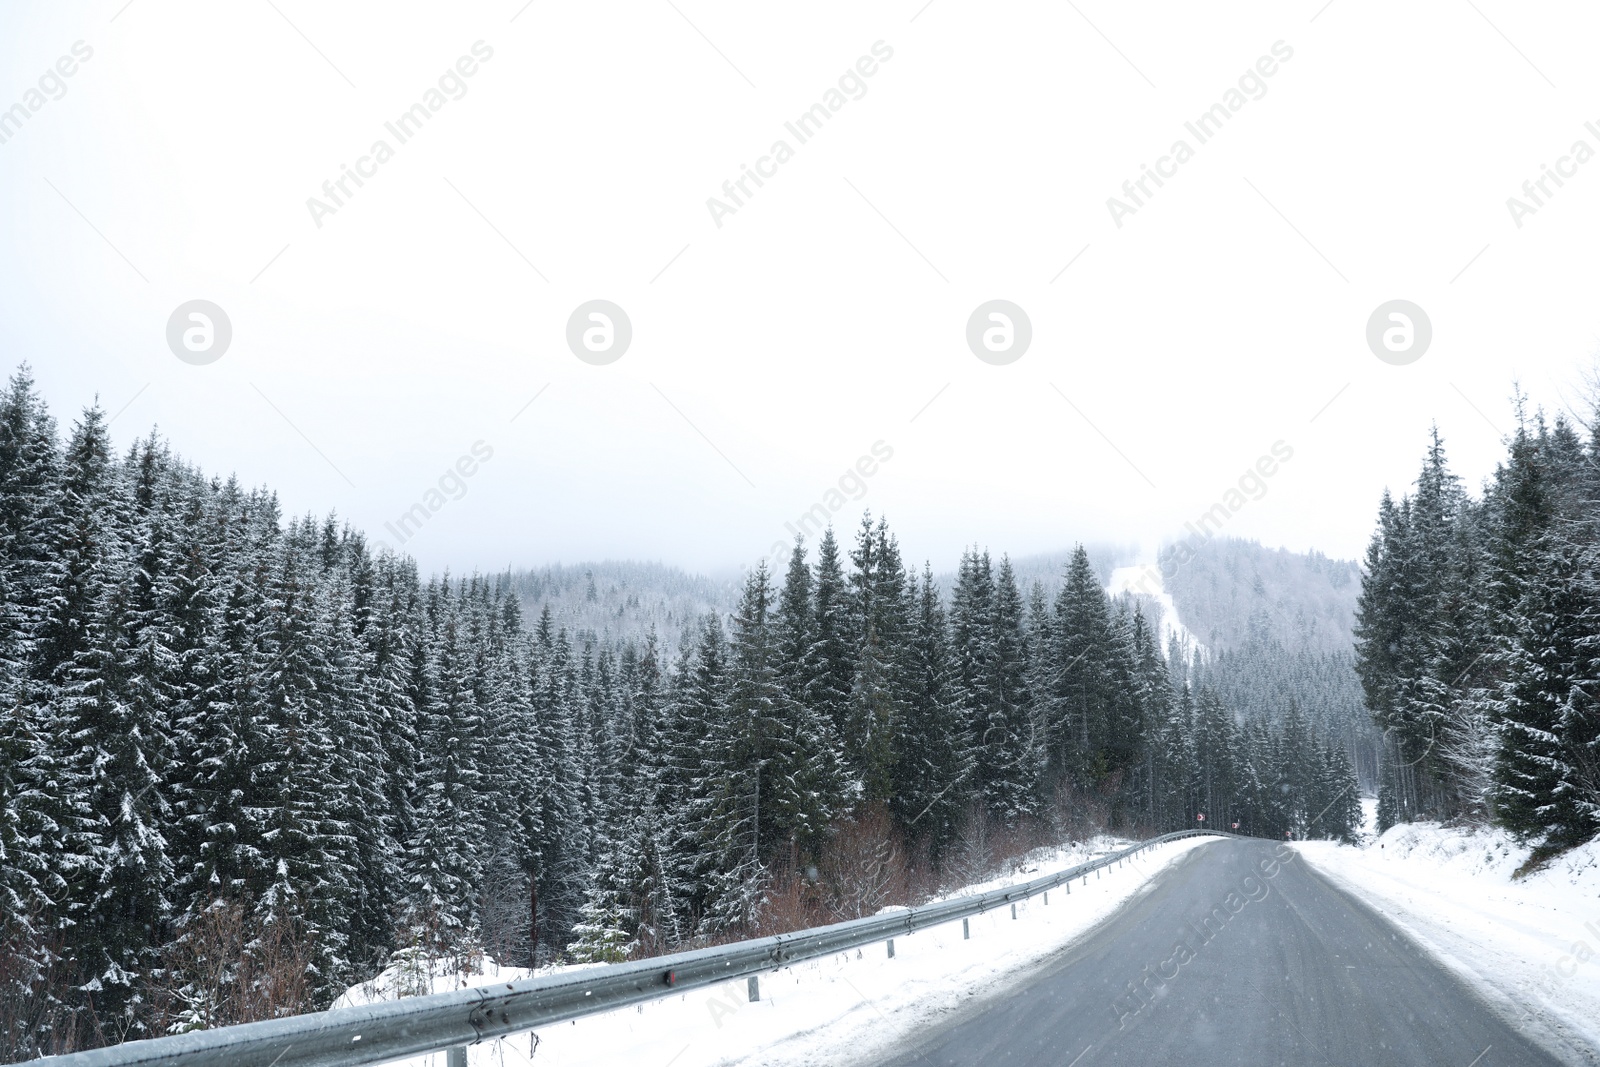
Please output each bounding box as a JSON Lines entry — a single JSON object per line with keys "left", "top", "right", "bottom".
{"left": 883, "top": 838, "right": 1567, "bottom": 1066}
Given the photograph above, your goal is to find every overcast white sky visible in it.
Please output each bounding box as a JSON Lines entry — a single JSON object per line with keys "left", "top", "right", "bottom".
{"left": 4, "top": 1, "right": 1598, "bottom": 578}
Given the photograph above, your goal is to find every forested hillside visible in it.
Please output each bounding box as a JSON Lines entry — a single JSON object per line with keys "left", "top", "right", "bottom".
{"left": 1153, "top": 537, "right": 1377, "bottom": 791}
{"left": 1191, "top": 643, "right": 1378, "bottom": 792}
{"left": 1159, "top": 537, "right": 1362, "bottom": 654}
{"left": 1355, "top": 411, "right": 1600, "bottom": 850}
{"left": 0, "top": 366, "right": 1358, "bottom": 1058}
{"left": 501, "top": 547, "right": 1145, "bottom": 661}
{"left": 501, "top": 562, "right": 736, "bottom": 656}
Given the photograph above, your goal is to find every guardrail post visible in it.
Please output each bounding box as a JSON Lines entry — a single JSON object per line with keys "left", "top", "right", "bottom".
{"left": 1010, "top": 903, "right": 1017, "bottom": 920}
{"left": 962, "top": 918, "right": 970, "bottom": 940}
{"left": 447, "top": 1046, "right": 468, "bottom": 1067}
{"left": 887, "top": 938, "right": 895, "bottom": 958}
{"left": 747, "top": 976, "right": 760, "bottom": 1002}
{"left": 1043, "top": 890, "right": 1048, "bottom": 905}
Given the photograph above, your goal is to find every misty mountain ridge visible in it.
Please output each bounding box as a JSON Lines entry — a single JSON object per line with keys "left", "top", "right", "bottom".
{"left": 504, "top": 535, "right": 1361, "bottom": 659}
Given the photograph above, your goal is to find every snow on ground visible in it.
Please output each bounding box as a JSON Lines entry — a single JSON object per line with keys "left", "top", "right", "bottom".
{"left": 1106, "top": 563, "right": 1207, "bottom": 658}
{"left": 338, "top": 835, "right": 1215, "bottom": 1067}
{"left": 1296, "top": 823, "right": 1600, "bottom": 1065}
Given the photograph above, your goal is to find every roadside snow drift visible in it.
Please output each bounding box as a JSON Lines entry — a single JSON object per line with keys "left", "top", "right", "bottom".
{"left": 336, "top": 835, "right": 1214, "bottom": 1067}
{"left": 1297, "top": 823, "right": 1600, "bottom": 1065}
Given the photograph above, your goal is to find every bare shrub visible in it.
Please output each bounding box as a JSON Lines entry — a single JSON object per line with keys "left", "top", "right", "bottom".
{"left": 898, "top": 835, "right": 939, "bottom": 907}
{"left": 626, "top": 794, "right": 1106, "bottom": 963}
{"left": 0, "top": 914, "right": 77, "bottom": 1059}
{"left": 946, "top": 802, "right": 995, "bottom": 890}
{"left": 150, "top": 896, "right": 316, "bottom": 1035}
{"left": 478, "top": 847, "right": 532, "bottom": 969}
{"left": 818, "top": 803, "right": 907, "bottom": 920}
{"left": 244, "top": 901, "right": 316, "bottom": 1019}
{"left": 753, "top": 864, "right": 827, "bottom": 936}
{"left": 387, "top": 900, "right": 487, "bottom": 997}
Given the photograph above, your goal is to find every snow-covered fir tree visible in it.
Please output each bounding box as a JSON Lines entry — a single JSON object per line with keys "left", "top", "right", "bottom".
{"left": 0, "top": 364, "right": 1395, "bottom": 1056}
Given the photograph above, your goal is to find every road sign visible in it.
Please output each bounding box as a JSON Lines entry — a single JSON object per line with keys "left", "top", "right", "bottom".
{"left": 1196, "top": 813, "right": 1205, "bottom": 822}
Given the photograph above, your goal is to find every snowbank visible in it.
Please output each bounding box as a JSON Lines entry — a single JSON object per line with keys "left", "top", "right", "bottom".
{"left": 1296, "top": 822, "right": 1600, "bottom": 1065}
{"left": 337, "top": 834, "right": 1215, "bottom": 1067}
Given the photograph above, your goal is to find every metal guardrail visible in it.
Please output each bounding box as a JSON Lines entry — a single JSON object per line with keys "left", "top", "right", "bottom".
{"left": 38, "top": 829, "right": 1236, "bottom": 1067}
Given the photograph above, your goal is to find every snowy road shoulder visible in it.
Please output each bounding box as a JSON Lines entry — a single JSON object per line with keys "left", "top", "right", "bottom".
{"left": 342, "top": 835, "right": 1216, "bottom": 1067}
{"left": 1295, "top": 824, "right": 1600, "bottom": 1066}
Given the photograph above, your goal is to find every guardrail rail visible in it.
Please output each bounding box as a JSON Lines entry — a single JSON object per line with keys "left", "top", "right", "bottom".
{"left": 38, "top": 828, "right": 1238, "bottom": 1067}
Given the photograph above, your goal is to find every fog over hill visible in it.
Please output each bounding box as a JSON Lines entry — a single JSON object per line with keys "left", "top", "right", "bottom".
{"left": 1157, "top": 537, "right": 1362, "bottom": 656}
{"left": 503, "top": 534, "right": 1362, "bottom": 661}
{"left": 501, "top": 561, "right": 739, "bottom": 656}
{"left": 504, "top": 534, "right": 1378, "bottom": 790}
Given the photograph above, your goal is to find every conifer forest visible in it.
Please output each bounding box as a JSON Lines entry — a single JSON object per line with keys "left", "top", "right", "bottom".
{"left": 11, "top": 362, "right": 1600, "bottom": 1056}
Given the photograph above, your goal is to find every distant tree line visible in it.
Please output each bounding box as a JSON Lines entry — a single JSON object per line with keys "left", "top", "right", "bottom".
{"left": 1355, "top": 403, "right": 1600, "bottom": 852}
{"left": 1191, "top": 642, "right": 1380, "bottom": 793}
{"left": 0, "top": 366, "right": 1356, "bottom": 1057}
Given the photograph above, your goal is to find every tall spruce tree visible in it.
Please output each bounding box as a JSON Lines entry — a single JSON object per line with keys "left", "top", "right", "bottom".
{"left": 891, "top": 565, "right": 970, "bottom": 859}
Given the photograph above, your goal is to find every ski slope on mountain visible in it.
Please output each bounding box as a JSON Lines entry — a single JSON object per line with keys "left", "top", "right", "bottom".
{"left": 1106, "top": 562, "right": 1207, "bottom": 657}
